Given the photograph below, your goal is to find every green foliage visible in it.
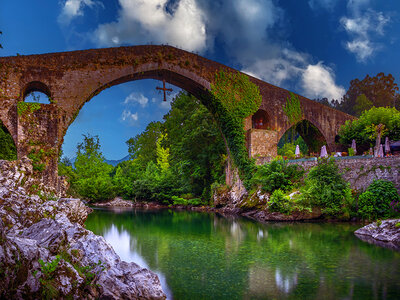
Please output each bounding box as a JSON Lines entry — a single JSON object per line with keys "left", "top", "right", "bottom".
{"left": 73, "top": 134, "right": 115, "bottom": 201}
{"left": 339, "top": 106, "right": 400, "bottom": 148}
{"left": 156, "top": 133, "right": 170, "bottom": 173}
{"left": 251, "top": 159, "right": 304, "bottom": 193}
{"left": 358, "top": 180, "right": 400, "bottom": 220}
{"left": 17, "top": 101, "right": 41, "bottom": 116}
{"left": 211, "top": 70, "right": 262, "bottom": 119}
{"left": 354, "top": 94, "right": 373, "bottom": 117}
{"left": 126, "top": 121, "right": 162, "bottom": 167}
{"left": 163, "top": 92, "right": 226, "bottom": 199}
{"left": 299, "top": 159, "right": 354, "bottom": 216}
{"left": 269, "top": 189, "right": 291, "bottom": 214}
{"left": 348, "top": 147, "right": 355, "bottom": 156}
{"left": 36, "top": 255, "right": 61, "bottom": 300}
{"left": 0, "top": 120, "right": 17, "bottom": 160}
{"left": 210, "top": 70, "right": 262, "bottom": 186}
{"left": 339, "top": 72, "right": 399, "bottom": 115}
{"left": 28, "top": 149, "right": 46, "bottom": 172}
{"left": 283, "top": 92, "right": 303, "bottom": 125}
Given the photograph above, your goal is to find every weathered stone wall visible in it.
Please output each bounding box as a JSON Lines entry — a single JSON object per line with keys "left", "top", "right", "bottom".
{"left": 247, "top": 129, "right": 277, "bottom": 158}
{"left": 288, "top": 156, "right": 400, "bottom": 192}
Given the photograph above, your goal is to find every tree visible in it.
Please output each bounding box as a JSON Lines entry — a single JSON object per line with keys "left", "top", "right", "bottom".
{"left": 353, "top": 94, "right": 373, "bottom": 117}
{"left": 163, "top": 92, "right": 226, "bottom": 199}
{"left": 73, "top": 134, "right": 115, "bottom": 201}
{"left": 126, "top": 121, "right": 162, "bottom": 169}
{"left": 340, "top": 73, "right": 399, "bottom": 115}
{"left": 338, "top": 106, "right": 400, "bottom": 150}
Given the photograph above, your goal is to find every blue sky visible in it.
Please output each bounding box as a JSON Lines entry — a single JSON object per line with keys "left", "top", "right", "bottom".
{"left": 1, "top": 0, "right": 400, "bottom": 159}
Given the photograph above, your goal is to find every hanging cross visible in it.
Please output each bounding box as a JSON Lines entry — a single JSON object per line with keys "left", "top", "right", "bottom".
{"left": 156, "top": 79, "right": 173, "bottom": 101}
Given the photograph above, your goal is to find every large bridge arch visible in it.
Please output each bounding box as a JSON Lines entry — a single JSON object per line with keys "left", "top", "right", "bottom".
{"left": 0, "top": 45, "right": 355, "bottom": 189}
{"left": 277, "top": 118, "right": 330, "bottom": 154}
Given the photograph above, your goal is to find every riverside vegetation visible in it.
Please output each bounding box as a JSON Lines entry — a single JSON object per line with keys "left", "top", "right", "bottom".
{"left": 55, "top": 92, "right": 400, "bottom": 222}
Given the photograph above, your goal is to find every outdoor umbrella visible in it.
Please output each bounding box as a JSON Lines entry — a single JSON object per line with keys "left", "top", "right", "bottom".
{"left": 295, "top": 145, "right": 300, "bottom": 158}
{"left": 385, "top": 137, "right": 390, "bottom": 153}
{"left": 351, "top": 139, "right": 357, "bottom": 155}
{"left": 378, "top": 144, "right": 384, "bottom": 157}
{"left": 320, "top": 145, "right": 328, "bottom": 158}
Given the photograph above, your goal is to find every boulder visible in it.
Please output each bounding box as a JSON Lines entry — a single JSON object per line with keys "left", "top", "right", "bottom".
{"left": 355, "top": 219, "right": 400, "bottom": 251}
{"left": 0, "top": 158, "right": 166, "bottom": 299}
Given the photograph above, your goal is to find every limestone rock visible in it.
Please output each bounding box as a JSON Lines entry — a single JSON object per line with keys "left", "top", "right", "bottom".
{"left": 355, "top": 219, "right": 400, "bottom": 251}
{"left": 0, "top": 158, "right": 166, "bottom": 299}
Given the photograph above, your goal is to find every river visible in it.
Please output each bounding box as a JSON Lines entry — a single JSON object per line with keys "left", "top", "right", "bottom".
{"left": 85, "top": 207, "right": 400, "bottom": 299}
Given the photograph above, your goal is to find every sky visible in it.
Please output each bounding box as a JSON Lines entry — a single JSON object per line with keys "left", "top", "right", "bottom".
{"left": 1, "top": 0, "right": 400, "bottom": 159}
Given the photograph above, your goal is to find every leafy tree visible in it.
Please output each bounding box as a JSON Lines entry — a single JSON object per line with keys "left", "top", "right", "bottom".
{"left": 340, "top": 73, "right": 399, "bottom": 115}
{"left": 0, "top": 120, "right": 17, "bottom": 160}
{"left": 338, "top": 107, "right": 400, "bottom": 149}
{"left": 73, "top": 134, "right": 115, "bottom": 201}
{"left": 353, "top": 94, "right": 373, "bottom": 117}
{"left": 156, "top": 133, "right": 170, "bottom": 173}
{"left": 163, "top": 92, "right": 226, "bottom": 199}
{"left": 126, "top": 121, "right": 162, "bottom": 169}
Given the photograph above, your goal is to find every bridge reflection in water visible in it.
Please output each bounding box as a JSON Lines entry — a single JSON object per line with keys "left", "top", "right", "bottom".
{"left": 86, "top": 207, "right": 400, "bottom": 300}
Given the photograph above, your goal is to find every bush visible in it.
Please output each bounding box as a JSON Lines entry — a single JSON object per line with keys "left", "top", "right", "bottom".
{"left": 299, "top": 158, "right": 354, "bottom": 216}
{"left": 358, "top": 180, "right": 400, "bottom": 220}
{"left": 251, "top": 159, "right": 304, "bottom": 193}
{"left": 269, "top": 189, "right": 291, "bottom": 214}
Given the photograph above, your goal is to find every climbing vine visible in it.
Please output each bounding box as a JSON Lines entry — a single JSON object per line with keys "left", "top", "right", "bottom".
{"left": 283, "top": 92, "right": 303, "bottom": 125}
{"left": 209, "top": 70, "right": 262, "bottom": 187}
{"left": 17, "top": 101, "right": 41, "bottom": 116}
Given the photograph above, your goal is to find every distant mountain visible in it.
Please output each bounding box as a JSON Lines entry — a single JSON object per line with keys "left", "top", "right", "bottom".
{"left": 68, "top": 155, "right": 130, "bottom": 167}
{"left": 105, "top": 155, "right": 130, "bottom": 167}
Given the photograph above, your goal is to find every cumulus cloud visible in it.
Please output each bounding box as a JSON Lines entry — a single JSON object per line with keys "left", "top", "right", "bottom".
{"left": 340, "top": 3, "right": 390, "bottom": 62}
{"left": 121, "top": 109, "right": 138, "bottom": 126}
{"left": 124, "top": 92, "right": 149, "bottom": 107}
{"left": 58, "top": 0, "right": 103, "bottom": 25}
{"left": 94, "top": 0, "right": 206, "bottom": 52}
{"left": 301, "top": 63, "right": 345, "bottom": 100}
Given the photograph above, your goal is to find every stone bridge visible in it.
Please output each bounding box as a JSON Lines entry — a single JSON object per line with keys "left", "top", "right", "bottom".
{"left": 0, "top": 45, "right": 354, "bottom": 187}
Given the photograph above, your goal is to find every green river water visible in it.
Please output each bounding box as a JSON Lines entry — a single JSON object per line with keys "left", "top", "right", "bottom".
{"left": 85, "top": 208, "right": 400, "bottom": 299}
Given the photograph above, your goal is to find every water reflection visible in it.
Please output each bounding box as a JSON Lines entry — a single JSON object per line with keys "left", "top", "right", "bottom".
{"left": 86, "top": 208, "right": 400, "bottom": 300}
{"left": 103, "top": 224, "right": 173, "bottom": 299}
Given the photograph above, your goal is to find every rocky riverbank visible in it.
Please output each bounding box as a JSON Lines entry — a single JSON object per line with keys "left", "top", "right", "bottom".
{"left": 355, "top": 219, "right": 400, "bottom": 252}
{"left": 0, "top": 159, "right": 166, "bottom": 299}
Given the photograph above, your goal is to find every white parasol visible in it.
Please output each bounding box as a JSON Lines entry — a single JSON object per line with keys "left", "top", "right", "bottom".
{"left": 320, "top": 145, "right": 328, "bottom": 158}
{"left": 378, "top": 144, "right": 384, "bottom": 157}
{"left": 385, "top": 137, "right": 390, "bottom": 153}
{"left": 295, "top": 144, "right": 300, "bottom": 158}
{"left": 351, "top": 139, "right": 357, "bottom": 155}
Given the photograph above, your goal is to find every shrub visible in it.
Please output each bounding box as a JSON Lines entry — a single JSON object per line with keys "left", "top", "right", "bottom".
{"left": 358, "top": 179, "right": 400, "bottom": 220}
{"left": 299, "top": 158, "right": 354, "bottom": 216}
{"left": 251, "top": 159, "right": 304, "bottom": 193}
{"left": 269, "top": 189, "right": 291, "bottom": 214}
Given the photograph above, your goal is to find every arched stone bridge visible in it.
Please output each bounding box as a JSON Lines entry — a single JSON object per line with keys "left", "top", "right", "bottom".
{"left": 0, "top": 45, "right": 354, "bottom": 187}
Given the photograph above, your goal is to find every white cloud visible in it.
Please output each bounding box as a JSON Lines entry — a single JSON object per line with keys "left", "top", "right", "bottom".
{"left": 242, "top": 50, "right": 305, "bottom": 87}
{"left": 340, "top": 6, "right": 390, "bottom": 62}
{"left": 121, "top": 109, "right": 138, "bottom": 126}
{"left": 124, "top": 92, "right": 149, "bottom": 107}
{"left": 94, "top": 0, "right": 206, "bottom": 52}
{"left": 58, "top": 0, "right": 103, "bottom": 25}
{"left": 301, "top": 62, "right": 345, "bottom": 100}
